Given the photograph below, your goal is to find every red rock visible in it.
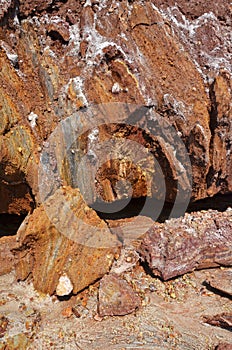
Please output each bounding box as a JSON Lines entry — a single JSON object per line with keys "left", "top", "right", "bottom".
{"left": 139, "top": 209, "right": 232, "bottom": 280}
{"left": 0, "top": 0, "right": 231, "bottom": 293}
{"left": 98, "top": 273, "right": 141, "bottom": 317}
{"left": 216, "top": 344, "right": 232, "bottom": 350}
{"left": 203, "top": 312, "right": 232, "bottom": 330}
{"left": 0, "top": 0, "right": 231, "bottom": 219}
{"left": 207, "top": 269, "right": 232, "bottom": 297}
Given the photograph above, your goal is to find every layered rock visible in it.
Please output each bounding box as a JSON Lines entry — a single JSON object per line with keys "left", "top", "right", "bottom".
{"left": 13, "top": 186, "right": 120, "bottom": 295}
{"left": 0, "top": 0, "right": 231, "bottom": 217}
{"left": 139, "top": 208, "right": 232, "bottom": 280}
{"left": 0, "top": 0, "right": 231, "bottom": 293}
{"left": 207, "top": 269, "right": 232, "bottom": 297}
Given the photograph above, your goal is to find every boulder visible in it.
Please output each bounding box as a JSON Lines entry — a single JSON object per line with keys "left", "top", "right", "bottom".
{"left": 139, "top": 208, "right": 232, "bottom": 280}
{"left": 13, "top": 186, "right": 120, "bottom": 295}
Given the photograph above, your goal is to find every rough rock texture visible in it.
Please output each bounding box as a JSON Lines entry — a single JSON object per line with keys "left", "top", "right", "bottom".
{"left": 207, "top": 269, "right": 232, "bottom": 297}
{"left": 216, "top": 344, "right": 232, "bottom": 350}
{"left": 107, "top": 215, "right": 154, "bottom": 244}
{"left": 0, "top": 236, "right": 16, "bottom": 275}
{"left": 0, "top": 0, "right": 231, "bottom": 217}
{"left": 0, "top": 0, "right": 232, "bottom": 295}
{"left": 203, "top": 313, "right": 232, "bottom": 331}
{"left": 13, "top": 186, "right": 120, "bottom": 295}
{"left": 98, "top": 273, "right": 141, "bottom": 316}
{"left": 2, "top": 267, "right": 232, "bottom": 349}
{"left": 139, "top": 208, "right": 232, "bottom": 280}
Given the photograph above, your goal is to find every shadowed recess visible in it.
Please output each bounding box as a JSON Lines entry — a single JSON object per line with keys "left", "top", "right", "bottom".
{"left": 94, "top": 192, "right": 232, "bottom": 222}
{"left": 0, "top": 214, "right": 26, "bottom": 238}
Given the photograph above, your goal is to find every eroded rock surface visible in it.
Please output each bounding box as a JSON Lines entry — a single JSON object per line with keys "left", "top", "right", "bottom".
{"left": 207, "top": 269, "right": 232, "bottom": 297}
{"left": 204, "top": 312, "right": 232, "bottom": 331}
{"left": 0, "top": 0, "right": 232, "bottom": 300}
{"left": 0, "top": 0, "right": 231, "bottom": 217}
{"left": 13, "top": 186, "right": 120, "bottom": 295}
{"left": 139, "top": 208, "right": 232, "bottom": 280}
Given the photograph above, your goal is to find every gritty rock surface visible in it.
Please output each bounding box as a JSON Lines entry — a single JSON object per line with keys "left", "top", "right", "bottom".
{"left": 0, "top": 0, "right": 231, "bottom": 346}
{"left": 1, "top": 268, "right": 232, "bottom": 349}
{"left": 139, "top": 208, "right": 232, "bottom": 280}
{"left": 0, "top": 0, "right": 231, "bottom": 217}
{"left": 13, "top": 186, "right": 120, "bottom": 295}
{"left": 207, "top": 269, "right": 232, "bottom": 297}
{"left": 98, "top": 273, "right": 141, "bottom": 316}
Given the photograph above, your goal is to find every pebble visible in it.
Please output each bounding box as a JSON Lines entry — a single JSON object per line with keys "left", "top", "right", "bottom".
{"left": 111, "top": 82, "right": 121, "bottom": 94}
{"left": 62, "top": 307, "right": 73, "bottom": 318}
{"left": 56, "top": 274, "right": 73, "bottom": 296}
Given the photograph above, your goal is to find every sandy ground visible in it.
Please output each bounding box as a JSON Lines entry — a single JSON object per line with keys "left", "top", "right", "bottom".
{"left": 0, "top": 265, "right": 232, "bottom": 349}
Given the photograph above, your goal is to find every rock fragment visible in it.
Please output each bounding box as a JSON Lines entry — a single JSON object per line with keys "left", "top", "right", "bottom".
{"left": 56, "top": 274, "right": 73, "bottom": 297}
{"left": 139, "top": 209, "right": 232, "bottom": 280}
{"left": 203, "top": 312, "right": 232, "bottom": 330}
{"left": 206, "top": 269, "right": 232, "bottom": 297}
{"left": 98, "top": 273, "right": 141, "bottom": 317}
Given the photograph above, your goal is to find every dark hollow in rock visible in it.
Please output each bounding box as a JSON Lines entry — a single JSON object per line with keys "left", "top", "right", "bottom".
{"left": 0, "top": 214, "right": 26, "bottom": 238}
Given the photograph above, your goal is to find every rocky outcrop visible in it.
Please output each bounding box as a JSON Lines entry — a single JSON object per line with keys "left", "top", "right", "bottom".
{"left": 0, "top": 0, "right": 231, "bottom": 293}
{"left": 139, "top": 208, "right": 232, "bottom": 280}
{"left": 0, "top": 0, "right": 231, "bottom": 217}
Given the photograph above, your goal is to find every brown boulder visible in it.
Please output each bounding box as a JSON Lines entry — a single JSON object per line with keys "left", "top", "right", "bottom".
{"left": 13, "top": 186, "right": 120, "bottom": 295}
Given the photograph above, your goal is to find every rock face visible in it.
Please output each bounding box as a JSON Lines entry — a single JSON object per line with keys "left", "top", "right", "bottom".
{"left": 139, "top": 208, "right": 232, "bottom": 280}
{"left": 0, "top": 0, "right": 231, "bottom": 292}
{"left": 0, "top": 0, "right": 231, "bottom": 217}
{"left": 0, "top": 236, "right": 16, "bottom": 275}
